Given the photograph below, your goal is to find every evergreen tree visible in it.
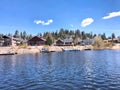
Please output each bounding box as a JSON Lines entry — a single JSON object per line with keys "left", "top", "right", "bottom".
{"left": 37, "top": 33, "right": 42, "bottom": 37}
{"left": 23, "top": 31, "right": 27, "bottom": 40}
{"left": 43, "top": 32, "right": 49, "bottom": 38}
{"left": 46, "top": 33, "right": 54, "bottom": 46}
{"left": 81, "top": 31, "right": 87, "bottom": 39}
{"left": 93, "top": 34, "right": 97, "bottom": 38}
{"left": 65, "top": 29, "right": 69, "bottom": 35}
{"left": 54, "top": 31, "right": 58, "bottom": 39}
{"left": 14, "top": 30, "right": 19, "bottom": 38}
{"left": 20, "top": 32, "right": 23, "bottom": 38}
{"left": 59, "top": 28, "right": 65, "bottom": 39}
{"left": 69, "top": 30, "right": 74, "bottom": 36}
{"left": 29, "top": 34, "right": 33, "bottom": 39}
{"left": 75, "top": 29, "right": 81, "bottom": 38}
{"left": 101, "top": 33, "right": 106, "bottom": 40}
{"left": 8, "top": 33, "right": 12, "bottom": 36}
{"left": 112, "top": 33, "right": 115, "bottom": 39}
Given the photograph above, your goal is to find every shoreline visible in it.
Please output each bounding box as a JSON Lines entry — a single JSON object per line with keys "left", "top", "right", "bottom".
{"left": 0, "top": 44, "right": 120, "bottom": 55}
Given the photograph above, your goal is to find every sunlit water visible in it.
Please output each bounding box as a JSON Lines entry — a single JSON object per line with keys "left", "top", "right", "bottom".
{"left": 0, "top": 50, "right": 120, "bottom": 90}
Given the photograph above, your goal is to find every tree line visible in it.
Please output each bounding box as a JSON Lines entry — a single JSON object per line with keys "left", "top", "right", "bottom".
{"left": 0, "top": 28, "right": 118, "bottom": 41}
{"left": 0, "top": 29, "right": 119, "bottom": 47}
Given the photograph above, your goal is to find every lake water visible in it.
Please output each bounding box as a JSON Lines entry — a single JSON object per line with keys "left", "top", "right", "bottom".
{"left": 0, "top": 50, "right": 120, "bottom": 90}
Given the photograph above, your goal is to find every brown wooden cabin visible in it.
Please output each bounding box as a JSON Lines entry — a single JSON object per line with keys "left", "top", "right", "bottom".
{"left": 56, "top": 39, "right": 64, "bottom": 46}
{"left": 104, "top": 38, "right": 120, "bottom": 44}
{"left": 108, "top": 38, "right": 120, "bottom": 43}
{"left": 28, "top": 36, "right": 46, "bottom": 46}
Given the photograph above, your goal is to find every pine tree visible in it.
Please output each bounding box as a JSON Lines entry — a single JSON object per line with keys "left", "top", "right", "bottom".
{"left": 101, "top": 33, "right": 106, "bottom": 40}
{"left": 23, "top": 31, "right": 27, "bottom": 40}
{"left": 112, "top": 33, "right": 115, "bottom": 39}
{"left": 46, "top": 33, "right": 54, "bottom": 46}
{"left": 14, "top": 30, "right": 19, "bottom": 38}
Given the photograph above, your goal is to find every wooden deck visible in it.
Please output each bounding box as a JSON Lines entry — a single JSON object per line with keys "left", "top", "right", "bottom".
{"left": 0, "top": 53, "right": 17, "bottom": 55}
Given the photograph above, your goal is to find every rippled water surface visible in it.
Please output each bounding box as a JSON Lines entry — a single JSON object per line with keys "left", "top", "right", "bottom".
{"left": 0, "top": 50, "right": 120, "bottom": 90}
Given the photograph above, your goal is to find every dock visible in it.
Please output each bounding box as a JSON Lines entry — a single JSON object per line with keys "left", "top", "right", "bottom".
{"left": 0, "top": 52, "right": 17, "bottom": 55}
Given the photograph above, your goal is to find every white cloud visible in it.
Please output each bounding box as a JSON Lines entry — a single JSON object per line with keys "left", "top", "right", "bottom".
{"left": 103, "top": 11, "right": 120, "bottom": 19}
{"left": 81, "top": 18, "right": 94, "bottom": 27}
{"left": 34, "top": 19, "right": 53, "bottom": 25}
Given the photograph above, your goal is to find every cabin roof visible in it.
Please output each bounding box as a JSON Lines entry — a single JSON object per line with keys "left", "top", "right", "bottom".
{"left": 28, "top": 36, "right": 46, "bottom": 42}
{"left": 13, "top": 38, "right": 26, "bottom": 42}
{"left": 3, "top": 35, "right": 26, "bottom": 42}
{"left": 3, "top": 35, "right": 11, "bottom": 39}
{"left": 63, "top": 37, "right": 73, "bottom": 43}
{"left": 56, "top": 38, "right": 63, "bottom": 42}
{"left": 79, "top": 39, "right": 94, "bottom": 45}
{"left": 56, "top": 37, "right": 73, "bottom": 43}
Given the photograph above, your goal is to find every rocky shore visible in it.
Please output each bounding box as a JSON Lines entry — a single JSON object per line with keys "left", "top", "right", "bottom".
{"left": 0, "top": 44, "right": 120, "bottom": 55}
{"left": 0, "top": 45, "right": 89, "bottom": 54}
{"left": 111, "top": 44, "right": 120, "bottom": 50}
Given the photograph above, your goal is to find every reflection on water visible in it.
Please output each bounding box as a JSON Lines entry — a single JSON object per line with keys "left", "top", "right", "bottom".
{"left": 0, "top": 50, "right": 120, "bottom": 89}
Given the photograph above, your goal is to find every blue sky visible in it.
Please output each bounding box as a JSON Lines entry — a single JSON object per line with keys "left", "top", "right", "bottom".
{"left": 0, "top": 0, "right": 120, "bottom": 37}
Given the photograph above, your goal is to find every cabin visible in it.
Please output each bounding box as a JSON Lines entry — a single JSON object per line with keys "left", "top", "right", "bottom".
{"left": 55, "top": 37, "right": 73, "bottom": 46}
{"left": 0, "top": 36, "right": 25, "bottom": 46}
{"left": 55, "top": 38, "right": 64, "bottom": 46}
{"left": 78, "top": 39, "right": 94, "bottom": 46}
{"left": 63, "top": 37, "right": 73, "bottom": 46}
{"left": 0, "top": 38, "right": 4, "bottom": 46}
{"left": 28, "top": 36, "right": 46, "bottom": 46}
{"left": 103, "top": 37, "right": 120, "bottom": 44}
{"left": 2, "top": 36, "right": 12, "bottom": 46}
{"left": 13, "top": 38, "right": 27, "bottom": 46}
{"left": 103, "top": 40, "right": 108, "bottom": 43}
{"left": 118, "top": 37, "right": 120, "bottom": 43}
